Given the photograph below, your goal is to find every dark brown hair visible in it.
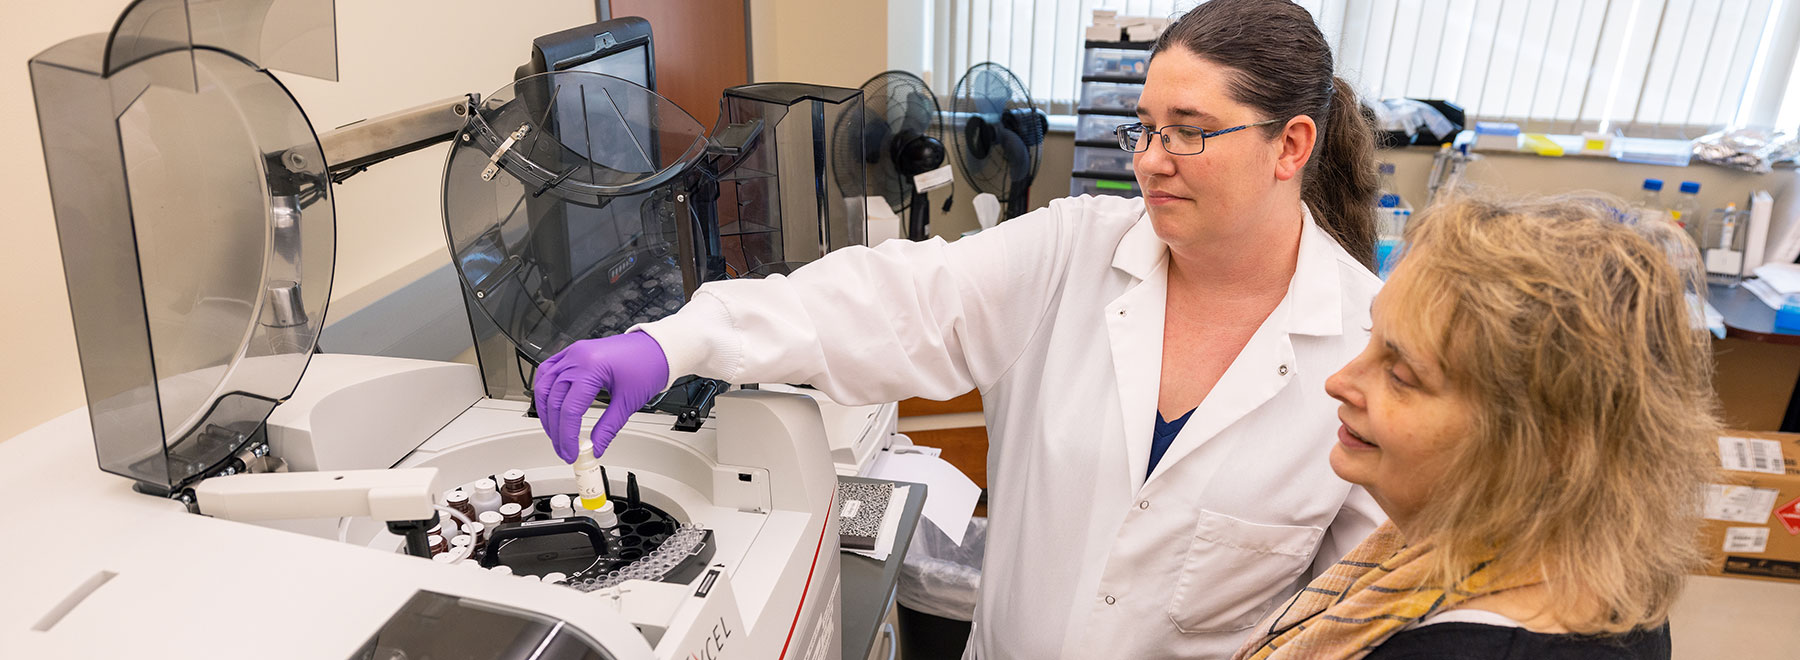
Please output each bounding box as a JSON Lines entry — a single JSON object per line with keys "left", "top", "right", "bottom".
{"left": 1152, "top": 0, "right": 1377, "bottom": 267}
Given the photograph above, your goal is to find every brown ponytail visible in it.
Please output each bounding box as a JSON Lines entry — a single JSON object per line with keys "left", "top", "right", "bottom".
{"left": 1152, "top": 0, "right": 1378, "bottom": 268}
{"left": 1306, "top": 79, "right": 1378, "bottom": 268}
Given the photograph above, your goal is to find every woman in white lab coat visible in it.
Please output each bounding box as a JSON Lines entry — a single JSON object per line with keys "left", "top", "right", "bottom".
{"left": 536, "top": 0, "right": 1387, "bottom": 657}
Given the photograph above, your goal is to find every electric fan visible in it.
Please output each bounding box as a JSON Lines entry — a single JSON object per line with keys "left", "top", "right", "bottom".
{"left": 951, "top": 62, "right": 1046, "bottom": 219}
{"left": 833, "top": 70, "right": 946, "bottom": 240}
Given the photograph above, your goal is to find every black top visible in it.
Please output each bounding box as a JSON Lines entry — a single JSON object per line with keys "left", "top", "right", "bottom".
{"left": 1365, "top": 623, "right": 1671, "bottom": 660}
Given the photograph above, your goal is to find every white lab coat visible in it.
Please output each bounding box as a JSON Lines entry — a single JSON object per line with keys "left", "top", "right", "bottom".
{"left": 638, "top": 195, "right": 1386, "bottom": 659}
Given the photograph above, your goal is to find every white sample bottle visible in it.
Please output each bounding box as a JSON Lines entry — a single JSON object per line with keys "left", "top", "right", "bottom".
{"left": 477, "top": 512, "right": 504, "bottom": 552}
{"left": 590, "top": 500, "right": 619, "bottom": 529}
{"left": 549, "top": 494, "right": 576, "bottom": 519}
{"left": 469, "top": 478, "right": 503, "bottom": 515}
{"left": 478, "top": 510, "right": 504, "bottom": 533}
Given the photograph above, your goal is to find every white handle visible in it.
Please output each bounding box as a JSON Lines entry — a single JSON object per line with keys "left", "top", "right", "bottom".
{"left": 194, "top": 467, "right": 438, "bottom": 522}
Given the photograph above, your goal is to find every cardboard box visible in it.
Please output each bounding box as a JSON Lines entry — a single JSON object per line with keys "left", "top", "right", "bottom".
{"left": 1085, "top": 25, "right": 1122, "bottom": 42}
{"left": 1700, "top": 430, "right": 1800, "bottom": 584}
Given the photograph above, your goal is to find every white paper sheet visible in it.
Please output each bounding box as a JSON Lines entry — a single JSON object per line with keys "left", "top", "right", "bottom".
{"left": 1741, "top": 277, "right": 1787, "bottom": 310}
{"left": 868, "top": 450, "right": 982, "bottom": 546}
{"left": 1754, "top": 262, "right": 1800, "bottom": 294}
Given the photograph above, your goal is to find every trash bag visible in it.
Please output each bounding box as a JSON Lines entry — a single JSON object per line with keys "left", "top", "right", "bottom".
{"left": 896, "top": 516, "right": 986, "bottom": 659}
{"left": 1365, "top": 98, "right": 1463, "bottom": 147}
{"left": 897, "top": 516, "right": 986, "bottom": 620}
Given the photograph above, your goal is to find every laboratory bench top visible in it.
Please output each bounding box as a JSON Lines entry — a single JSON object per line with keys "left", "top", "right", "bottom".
{"left": 1710, "top": 282, "right": 1800, "bottom": 346}
{"left": 838, "top": 476, "right": 928, "bottom": 660}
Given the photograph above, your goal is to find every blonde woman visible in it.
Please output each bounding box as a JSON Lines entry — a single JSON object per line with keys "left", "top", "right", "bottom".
{"left": 1234, "top": 194, "right": 1719, "bottom": 660}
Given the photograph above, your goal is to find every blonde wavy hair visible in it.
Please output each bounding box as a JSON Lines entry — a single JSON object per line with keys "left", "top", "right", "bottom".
{"left": 1382, "top": 192, "right": 1721, "bottom": 634}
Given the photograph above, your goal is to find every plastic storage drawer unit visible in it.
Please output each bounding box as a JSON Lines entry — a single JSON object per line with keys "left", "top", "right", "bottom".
{"left": 1083, "top": 48, "right": 1151, "bottom": 79}
{"left": 1080, "top": 81, "right": 1142, "bottom": 113}
{"left": 1070, "top": 176, "right": 1141, "bottom": 198}
{"left": 1077, "top": 114, "right": 1129, "bottom": 143}
{"left": 1073, "top": 145, "right": 1135, "bottom": 176}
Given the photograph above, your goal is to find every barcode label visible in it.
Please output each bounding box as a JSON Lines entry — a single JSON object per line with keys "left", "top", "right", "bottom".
{"left": 840, "top": 499, "right": 863, "bottom": 519}
{"left": 1705, "top": 485, "right": 1782, "bottom": 524}
{"left": 1719, "top": 436, "right": 1787, "bottom": 475}
{"left": 1725, "top": 527, "right": 1771, "bottom": 554}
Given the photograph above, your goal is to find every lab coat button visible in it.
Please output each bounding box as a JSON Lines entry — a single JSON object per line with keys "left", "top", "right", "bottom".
{"left": 1104, "top": 595, "right": 1117, "bottom": 605}
{"left": 1138, "top": 500, "right": 1149, "bottom": 510}
{"left": 1278, "top": 364, "right": 1289, "bottom": 376}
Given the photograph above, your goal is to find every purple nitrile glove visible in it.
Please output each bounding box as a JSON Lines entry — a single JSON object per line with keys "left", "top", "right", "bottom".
{"left": 534, "top": 331, "right": 671, "bottom": 463}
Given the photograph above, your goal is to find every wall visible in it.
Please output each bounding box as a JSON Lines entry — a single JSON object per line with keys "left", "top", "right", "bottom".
{"left": 743, "top": 0, "right": 1069, "bottom": 240}
{"left": 748, "top": 0, "right": 888, "bottom": 89}
{"left": 2, "top": 1, "right": 597, "bottom": 441}
{"left": 0, "top": 1, "right": 119, "bottom": 440}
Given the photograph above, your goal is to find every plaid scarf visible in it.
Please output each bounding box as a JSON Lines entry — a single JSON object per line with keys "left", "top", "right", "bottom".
{"left": 1231, "top": 522, "right": 1537, "bottom": 660}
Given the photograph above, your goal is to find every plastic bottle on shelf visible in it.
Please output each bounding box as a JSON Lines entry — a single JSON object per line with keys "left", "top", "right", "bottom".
{"left": 1373, "top": 163, "right": 1412, "bottom": 279}
{"left": 1671, "top": 181, "right": 1702, "bottom": 243}
{"left": 1375, "top": 162, "right": 1401, "bottom": 206}
{"left": 1635, "top": 179, "right": 1664, "bottom": 213}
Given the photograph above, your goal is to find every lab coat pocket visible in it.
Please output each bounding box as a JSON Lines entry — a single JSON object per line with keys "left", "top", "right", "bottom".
{"left": 1165, "top": 509, "right": 1324, "bottom": 634}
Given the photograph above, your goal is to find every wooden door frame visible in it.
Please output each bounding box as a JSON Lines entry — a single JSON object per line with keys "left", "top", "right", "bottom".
{"left": 596, "top": 0, "right": 755, "bottom": 83}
